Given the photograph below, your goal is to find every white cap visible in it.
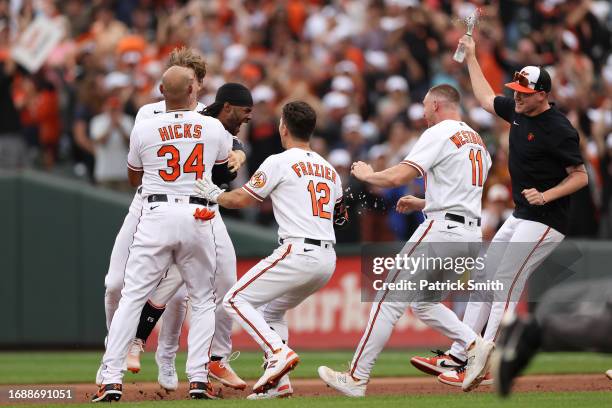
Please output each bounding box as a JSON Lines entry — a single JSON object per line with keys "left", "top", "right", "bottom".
{"left": 252, "top": 85, "right": 275, "bottom": 104}
{"left": 328, "top": 149, "right": 352, "bottom": 168}
{"left": 368, "top": 144, "right": 389, "bottom": 161}
{"left": 222, "top": 43, "right": 247, "bottom": 71}
{"left": 469, "top": 107, "right": 495, "bottom": 128}
{"left": 322, "top": 91, "right": 349, "bottom": 110}
{"left": 361, "top": 121, "right": 379, "bottom": 142}
{"left": 380, "top": 16, "right": 405, "bottom": 32}
{"left": 385, "top": 75, "right": 409, "bottom": 93}
{"left": 487, "top": 184, "right": 509, "bottom": 202}
{"left": 331, "top": 75, "right": 354, "bottom": 93}
{"left": 407, "top": 103, "right": 424, "bottom": 121}
{"left": 342, "top": 113, "right": 363, "bottom": 133}
{"left": 104, "top": 72, "right": 130, "bottom": 90}
{"left": 365, "top": 50, "right": 388, "bottom": 70}
{"left": 384, "top": 0, "right": 418, "bottom": 8}
{"left": 335, "top": 60, "right": 358, "bottom": 75}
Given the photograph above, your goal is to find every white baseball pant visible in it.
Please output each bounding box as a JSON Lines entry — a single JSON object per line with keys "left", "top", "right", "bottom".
{"left": 448, "top": 214, "right": 564, "bottom": 361}
{"left": 349, "top": 216, "right": 481, "bottom": 380}
{"left": 150, "top": 213, "right": 237, "bottom": 362}
{"left": 100, "top": 196, "right": 217, "bottom": 384}
{"left": 223, "top": 239, "right": 336, "bottom": 353}
{"left": 103, "top": 191, "right": 236, "bottom": 360}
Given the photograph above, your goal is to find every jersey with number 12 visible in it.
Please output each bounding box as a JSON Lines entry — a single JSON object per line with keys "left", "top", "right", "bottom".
{"left": 128, "top": 110, "right": 231, "bottom": 196}
{"left": 401, "top": 119, "right": 491, "bottom": 219}
{"left": 242, "top": 148, "right": 343, "bottom": 243}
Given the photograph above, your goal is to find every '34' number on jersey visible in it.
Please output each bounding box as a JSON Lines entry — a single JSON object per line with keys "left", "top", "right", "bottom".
{"left": 157, "top": 143, "right": 204, "bottom": 181}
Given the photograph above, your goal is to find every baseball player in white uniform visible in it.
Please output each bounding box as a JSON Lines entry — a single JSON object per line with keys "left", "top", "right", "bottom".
{"left": 412, "top": 36, "right": 588, "bottom": 389}
{"left": 100, "top": 47, "right": 247, "bottom": 391}
{"left": 318, "top": 84, "right": 495, "bottom": 396}
{"left": 195, "top": 101, "right": 346, "bottom": 399}
{"left": 93, "top": 66, "right": 231, "bottom": 402}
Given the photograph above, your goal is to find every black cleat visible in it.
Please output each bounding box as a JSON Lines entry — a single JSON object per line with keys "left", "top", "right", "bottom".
{"left": 91, "top": 383, "right": 122, "bottom": 402}
{"left": 493, "top": 312, "right": 541, "bottom": 397}
{"left": 189, "top": 382, "right": 221, "bottom": 400}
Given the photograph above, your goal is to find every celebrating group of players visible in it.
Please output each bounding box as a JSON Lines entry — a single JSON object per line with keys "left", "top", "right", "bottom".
{"left": 92, "top": 33, "right": 587, "bottom": 401}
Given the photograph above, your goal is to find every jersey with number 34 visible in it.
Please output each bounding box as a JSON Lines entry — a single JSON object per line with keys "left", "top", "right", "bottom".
{"left": 401, "top": 119, "right": 491, "bottom": 220}
{"left": 242, "top": 148, "right": 343, "bottom": 243}
{"left": 127, "top": 110, "right": 232, "bottom": 196}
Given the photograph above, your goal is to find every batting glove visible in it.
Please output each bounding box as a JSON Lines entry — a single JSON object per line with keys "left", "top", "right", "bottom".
{"left": 195, "top": 175, "right": 225, "bottom": 203}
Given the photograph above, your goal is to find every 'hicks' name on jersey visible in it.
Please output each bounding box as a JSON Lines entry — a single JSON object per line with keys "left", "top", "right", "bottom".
{"left": 449, "top": 130, "right": 485, "bottom": 149}
{"left": 291, "top": 161, "right": 338, "bottom": 183}
{"left": 158, "top": 124, "right": 202, "bottom": 142}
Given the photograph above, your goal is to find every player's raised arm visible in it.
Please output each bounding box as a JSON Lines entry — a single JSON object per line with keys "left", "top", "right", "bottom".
{"left": 350, "top": 161, "right": 420, "bottom": 187}
{"left": 460, "top": 35, "right": 496, "bottom": 114}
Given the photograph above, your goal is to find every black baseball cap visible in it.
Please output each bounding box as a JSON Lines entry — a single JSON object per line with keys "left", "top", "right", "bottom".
{"left": 213, "top": 83, "right": 253, "bottom": 107}
{"left": 505, "top": 66, "right": 551, "bottom": 94}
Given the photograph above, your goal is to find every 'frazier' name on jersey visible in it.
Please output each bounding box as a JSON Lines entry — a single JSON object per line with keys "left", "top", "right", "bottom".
{"left": 291, "top": 161, "right": 338, "bottom": 183}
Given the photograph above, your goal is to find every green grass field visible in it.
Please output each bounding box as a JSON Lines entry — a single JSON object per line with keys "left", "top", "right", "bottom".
{"left": 1, "top": 350, "right": 610, "bottom": 407}
{"left": 1, "top": 350, "right": 611, "bottom": 384}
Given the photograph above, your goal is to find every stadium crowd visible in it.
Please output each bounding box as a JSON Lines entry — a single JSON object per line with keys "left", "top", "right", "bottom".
{"left": 0, "top": 0, "right": 610, "bottom": 242}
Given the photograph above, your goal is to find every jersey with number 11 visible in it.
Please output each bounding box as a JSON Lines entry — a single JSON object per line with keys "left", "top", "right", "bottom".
{"left": 400, "top": 119, "right": 491, "bottom": 220}
{"left": 242, "top": 148, "right": 343, "bottom": 243}
{"left": 128, "top": 110, "right": 232, "bottom": 196}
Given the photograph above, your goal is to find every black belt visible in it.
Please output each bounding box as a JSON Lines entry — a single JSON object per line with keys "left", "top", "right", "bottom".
{"left": 147, "top": 194, "right": 211, "bottom": 206}
{"left": 445, "top": 213, "right": 481, "bottom": 227}
{"left": 279, "top": 237, "right": 331, "bottom": 247}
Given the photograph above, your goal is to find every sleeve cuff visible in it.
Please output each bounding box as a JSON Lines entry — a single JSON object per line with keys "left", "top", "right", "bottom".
{"left": 242, "top": 185, "right": 264, "bottom": 202}
{"left": 127, "top": 162, "right": 143, "bottom": 171}
{"left": 400, "top": 160, "right": 424, "bottom": 177}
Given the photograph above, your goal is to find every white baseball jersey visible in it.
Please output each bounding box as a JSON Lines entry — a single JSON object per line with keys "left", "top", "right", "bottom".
{"left": 401, "top": 119, "right": 491, "bottom": 220}
{"left": 242, "top": 148, "right": 343, "bottom": 243}
{"left": 127, "top": 110, "right": 231, "bottom": 196}
{"left": 135, "top": 100, "right": 205, "bottom": 124}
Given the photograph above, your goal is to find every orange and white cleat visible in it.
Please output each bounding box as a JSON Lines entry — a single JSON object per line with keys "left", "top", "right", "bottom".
{"left": 126, "top": 338, "right": 144, "bottom": 373}
{"left": 410, "top": 350, "right": 465, "bottom": 376}
{"left": 252, "top": 346, "right": 299, "bottom": 394}
{"left": 209, "top": 352, "right": 247, "bottom": 390}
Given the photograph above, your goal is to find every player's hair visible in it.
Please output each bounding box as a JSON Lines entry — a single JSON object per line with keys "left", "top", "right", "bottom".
{"left": 282, "top": 101, "right": 317, "bottom": 141}
{"left": 167, "top": 47, "right": 207, "bottom": 82}
{"left": 429, "top": 84, "right": 461, "bottom": 106}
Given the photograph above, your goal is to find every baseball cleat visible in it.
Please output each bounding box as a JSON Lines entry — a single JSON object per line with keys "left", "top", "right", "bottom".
{"left": 462, "top": 336, "right": 495, "bottom": 392}
{"left": 247, "top": 375, "right": 293, "bottom": 399}
{"left": 126, "top": 338, "right": 144, "bottom": 373}
{"left": 252, "top": 345, "right": 300, "bottom": 394}
{"left": 156, "top": 357, "right": 178, "bottom": 391}
{"left": 437, "top": 367, "right": 493, "bottom": 387}
{"left": 209, "top": 352, "right": 247, "bottom": 390}
{"left": 492, "top": 311, "right": 541, "bottom": 397}
{"left": 91, "top": 383, "right": 122, "bottom": 402}
{"left": 189, "top": 381, "right": 221, "bottom": 399}
{"left": 410, "top": 350, "right": 465, "bottom": 376}
{"left": 318, "top": 366, "right": 367, "bottom": 397}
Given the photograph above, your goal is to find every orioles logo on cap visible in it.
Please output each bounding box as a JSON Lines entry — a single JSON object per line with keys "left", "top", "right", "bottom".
{"left": 249, "top": 171, "right": 267, "bottom": 188}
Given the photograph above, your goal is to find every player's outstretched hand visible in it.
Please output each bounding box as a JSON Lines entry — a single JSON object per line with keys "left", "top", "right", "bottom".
{"left": 228, "top": 150, "right": 246, "bottom": 173}
{"left": 351, "top": 161, "right": 374, "bottom": 182}
{"left": 195, "top": 175, "right": 225, "bottom": 203}
{"left": 396, "top": 195, "right": 425, "bottom": 213}
{"left": 522, "top": 188, "right": 546, "bottom": 206}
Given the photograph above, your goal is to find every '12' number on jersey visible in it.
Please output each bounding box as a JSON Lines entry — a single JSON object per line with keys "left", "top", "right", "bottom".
{"left": 307, "top": 181, "right": 331, "bottom": 219}
{"left": 157, "top": 143, "right": 204, "bottom": 181}
{"left": 468, "top": 148, "right": 484, "bottom": 187}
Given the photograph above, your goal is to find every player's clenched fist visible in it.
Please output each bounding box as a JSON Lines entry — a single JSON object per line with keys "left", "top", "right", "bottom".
{"left": 522, "top": 188, "right": 546, "bottom": 206}
{"left": 351, "top": 161, "right": 374, "bottom": 181}
{"left": 195, "top": 175, "right": 225, "bottom": 203}
{"left": 396, "top": 195, "right": 425, "bottom": 213}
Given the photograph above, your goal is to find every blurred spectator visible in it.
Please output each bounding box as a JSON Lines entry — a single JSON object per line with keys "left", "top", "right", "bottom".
{"left": 0, "top": 58, "right": 22, "bottom": 169}
{"left": 1, "top": 0, "right": 610, "bottom": 238}
{"left": 481, "top": 184, "right": 513, "bottom": 241}
{"left": 90, "top": 96, "right": 133, "bottom": 190}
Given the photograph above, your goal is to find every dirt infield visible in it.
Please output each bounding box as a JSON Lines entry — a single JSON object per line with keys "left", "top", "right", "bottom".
{"left": 2, "top": 374, "right": 610, "bottom": 404}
